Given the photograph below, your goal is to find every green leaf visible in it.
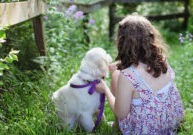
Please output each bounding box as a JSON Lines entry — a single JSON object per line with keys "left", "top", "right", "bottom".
{"left": 0, "top": 59, "right": 4, "bottom": 62}
{"left": 0, "top": 70, "right": 3, "bottom": 76}
{"left": 0, "top": 63, "right": 9, "bottom": 70}
{"left": 0, "top": 81, "right": 3, "bottom": 86}
{"left": 0, "top": 31, "right": 6, "bottom": 39}
{"left": 10, "top": 54, "right": 18, "bottom": 61}
{"left": 4, "top": 57, "right": 13, "bottom": 63}
{"left": 10, "top": 49, "right": 20, "bottom": 54}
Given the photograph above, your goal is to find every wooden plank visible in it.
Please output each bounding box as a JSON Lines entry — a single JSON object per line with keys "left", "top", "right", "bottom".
{"left": 114, "top": 13, "right": 187, "bottom": 23}
{"left": 32, "top": 16, "right": 46, "bottom": 56}
{"left": 53, "top": 0, "right": 113, "bottom": 13}
{"left": 115, "top": 0, "right": 184, "bottom": 3}
{"left": 0, "top": 0, "right": 46, "bottom": 26}
{"left": 147, "top": 13, "right": 187, "bottom": 21}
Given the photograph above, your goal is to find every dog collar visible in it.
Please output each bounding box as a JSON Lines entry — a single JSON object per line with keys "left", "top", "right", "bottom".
{"left": 70, "top": 80, "right": 100, "bottom": 94}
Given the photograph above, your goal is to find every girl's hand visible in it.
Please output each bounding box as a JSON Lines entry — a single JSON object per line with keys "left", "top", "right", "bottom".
{"left": 109, "top": 63, "right": 117, "bottom": 72}
{"left": 109, "top": 61, "right": 120, "bottom": 72}
{"left": 96, "top": 80, "right": 109, "bottom": 94}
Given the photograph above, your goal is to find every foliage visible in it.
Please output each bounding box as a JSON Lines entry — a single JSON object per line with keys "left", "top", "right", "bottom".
{"left": 3, "top": 22, "right": 40, "bottom": 70}
{"left": 39, "top": 4, "right": 99, "bottom": 85}
{"left": 168, "top": 32, "right": 193, "bottom": 134}
{"left": 137, "top": 2, "right": 184, "bottom": 16}
{"left": 115, "top": 3, "right": 139, "bottom": 17}
{"left": 0, "top": 6, "right": 117, "bottom": 134}
{"left": 0, "top": 27, "right": 19, "bottom": 86}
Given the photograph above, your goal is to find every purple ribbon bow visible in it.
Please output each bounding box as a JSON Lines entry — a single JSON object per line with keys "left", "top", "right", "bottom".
{"left": 70, "top": 80, "right": 105, "bottom": 129}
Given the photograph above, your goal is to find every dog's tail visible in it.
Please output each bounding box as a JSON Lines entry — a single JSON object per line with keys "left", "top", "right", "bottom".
{"left": 52, "top": 91, "right": 68, "bottom": 123}
{"left": 52, "top": 91, "right": 59, "bottom": 102}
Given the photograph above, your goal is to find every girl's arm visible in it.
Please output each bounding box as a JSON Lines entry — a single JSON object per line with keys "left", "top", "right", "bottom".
{"left": 114, "top": 73, "right": 133, "bottom": 119}
{"left": 111, "top": 70, "right": 120, "bottom": 96}
{"left": 96, "top": 73, "right": 133, "bottom": 120}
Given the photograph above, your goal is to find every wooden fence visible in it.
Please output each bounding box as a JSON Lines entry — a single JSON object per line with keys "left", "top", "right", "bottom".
{"left": 0, "top": 0, "right": 190, "bottom": 55}
{"left": 0, "top": 0, "right": 47, "bottom": 55}
{"left": 0, "top": 0, "right": 45, "bottom": 26}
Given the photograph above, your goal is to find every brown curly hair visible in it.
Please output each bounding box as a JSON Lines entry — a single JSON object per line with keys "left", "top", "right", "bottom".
{"left": 115, "top": 15, "right": 168, "bottom": 78}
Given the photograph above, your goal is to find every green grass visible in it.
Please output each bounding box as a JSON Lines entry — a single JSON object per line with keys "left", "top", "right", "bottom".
{"left": 0, "top": 7, "right": 193, "bottom": 135}
{"left": 169, "top": 45, "right": 193, "bottom": 134}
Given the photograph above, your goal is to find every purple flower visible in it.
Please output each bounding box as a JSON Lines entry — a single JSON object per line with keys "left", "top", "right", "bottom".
{"left": 69, "top": 5, "right": 77, "bottom": 12}
{"left": 179, "top": 33, "right": 184, "bottom": 43}
{"left": 188, "top": 33, "right": 193, "bottom": 37}
{"left": 65, "top": 5, "right": 77, "bottom": 17}
{"left": 190, "top": 38, "right": 192, "bottom": 41}
{"left": 43, "top": 16, "right": 48, "bottom": 20}
{"left": 70, "top": 0, "right": 74, "bottom": 2}
{"left": 89, "top": 19, "right": 95, "bottom": 24}
{"left": 73, "top": 11, "right": 83, "bottom": 19}
{"left": 65, "top": 10, "right": 71, "bottom": 17}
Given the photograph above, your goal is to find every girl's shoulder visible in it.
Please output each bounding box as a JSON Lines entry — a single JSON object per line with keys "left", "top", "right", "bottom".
{"left": 120, "top": 62, "right": 174, "bottom": 92}
{"left": 120, "top": 63, "right": 149, "bottom": 77}
{"left": 120, "top": 65, "right": 141, "bottom": 88}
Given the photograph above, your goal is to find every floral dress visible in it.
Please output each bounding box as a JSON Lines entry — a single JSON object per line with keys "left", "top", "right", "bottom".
{"left": 119, "top": 65, "right": 184, "bottom": 135}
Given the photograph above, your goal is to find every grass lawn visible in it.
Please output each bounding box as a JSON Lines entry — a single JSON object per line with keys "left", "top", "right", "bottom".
{"left": 0, "top": 7, "right": 193, "bottom": 135}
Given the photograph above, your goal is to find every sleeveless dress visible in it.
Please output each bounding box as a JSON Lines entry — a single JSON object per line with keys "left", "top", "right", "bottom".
{"left": 119, "top": 65, "right": 184, "bottom": 135}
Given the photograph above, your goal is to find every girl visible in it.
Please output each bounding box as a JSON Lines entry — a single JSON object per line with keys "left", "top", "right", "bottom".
{"left": 96, "top": 15, "right": 184, "bottom": 135}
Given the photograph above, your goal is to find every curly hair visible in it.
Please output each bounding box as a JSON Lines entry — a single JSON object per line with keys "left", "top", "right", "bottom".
{"left": 115, "top": 15, "right": 168, "bottom": 78}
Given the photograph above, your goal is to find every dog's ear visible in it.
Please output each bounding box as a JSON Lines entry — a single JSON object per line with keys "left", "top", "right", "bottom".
{"left": 98, "top": 58, "right": 109, "bottom": 77}
{"left": 106, "top": 54, "right": 112, "bottom": 63}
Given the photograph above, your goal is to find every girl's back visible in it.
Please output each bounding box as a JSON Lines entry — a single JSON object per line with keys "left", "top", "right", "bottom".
{"left": 119, "top": 62, "right": 184, "bottom": 135}
{"left": 131, "top": 62, "right": 172, "bottom": 98}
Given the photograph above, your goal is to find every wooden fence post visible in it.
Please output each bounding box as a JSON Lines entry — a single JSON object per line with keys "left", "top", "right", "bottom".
{"left": 183, "top": 0, "right": 189, "bottom": 29}
{"left": 32, "top": 16, "right": 46, "bottom": 56}
{"left": 109, "top": 3, "right": 115, "bottom": 40}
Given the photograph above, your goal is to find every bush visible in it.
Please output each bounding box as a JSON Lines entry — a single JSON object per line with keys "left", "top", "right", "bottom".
{"left": 0, "top": 27, "right": 19, "bottom": 86}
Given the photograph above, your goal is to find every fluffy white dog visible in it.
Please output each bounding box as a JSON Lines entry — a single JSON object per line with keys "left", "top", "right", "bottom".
{"left": 52, "top": 48, "right": 112, "bottom": 132}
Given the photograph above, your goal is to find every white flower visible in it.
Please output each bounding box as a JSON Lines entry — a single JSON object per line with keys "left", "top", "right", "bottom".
{"left": 0, "top": 38, "right": 6, "bottom": 43}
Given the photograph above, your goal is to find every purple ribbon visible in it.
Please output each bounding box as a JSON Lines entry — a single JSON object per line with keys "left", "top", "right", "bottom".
{"left": 94, "top": 93, "right": 105, "bottom": 129}
{"left": 70, "top": 80, "right": 105, "bottom": 129}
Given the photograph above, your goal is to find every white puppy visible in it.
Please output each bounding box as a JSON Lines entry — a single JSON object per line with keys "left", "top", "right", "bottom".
{"left": 52, "top": 48, "right": 112, "bottom": 132}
